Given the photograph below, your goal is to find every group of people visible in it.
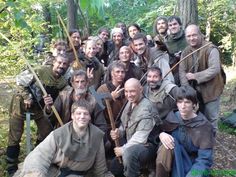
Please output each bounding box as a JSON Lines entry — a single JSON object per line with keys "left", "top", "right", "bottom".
{"left": 6, "top": 15, "right": 225, "bottom": 177}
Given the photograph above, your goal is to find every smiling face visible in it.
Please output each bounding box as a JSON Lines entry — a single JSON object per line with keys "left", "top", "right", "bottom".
{"left": 52, "top": 55, "right": 70, "bottom": 78}
{"left": 112, "top": 32, "right": 123, "bottom": 46}
{"left": 124, "top": 79, "right": 143, "bottom": 104}
{"left": 147, "top": 70, "right": 162, "bottom": 89}
{"left": 156, "top": 19, "right": 168, "bottom": 35}
{"left": 72, "top": 106, "right": 91, "bottom": 130}
{"left": 168, "top": 19, "right": 181, "bottom": 35}
{"left": 119, "top": 46, "right": 132, "bottom": 62}
{"left": 84, "top": 40, "right": 97, "bottom": 58}
{"left": 133, "top": 38, "right": 147, "bottom": 55}
{"left": 185, "top": 25, "right": 202, "bottom": 48}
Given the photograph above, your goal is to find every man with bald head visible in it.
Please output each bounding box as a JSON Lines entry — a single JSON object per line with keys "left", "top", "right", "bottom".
{"left": 179, "top": 24, "right": 225, "bottom": 133}
{"left": 109, "top": 78, "right": 161, "bottom": 177}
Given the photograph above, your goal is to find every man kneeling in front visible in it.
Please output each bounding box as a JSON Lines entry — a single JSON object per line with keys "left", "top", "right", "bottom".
{"left": 19, "top": 102, "right": 107, "bottom": 177}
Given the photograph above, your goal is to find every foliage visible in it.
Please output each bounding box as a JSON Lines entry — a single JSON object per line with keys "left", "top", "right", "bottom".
{"left": 198, "top": 0, "right": 236, "bottom": 65}
{"left": 0, "top": 0, "right": 51, "bottom": 77}
{"left": 102, "top": 0, "right": 176, "bottom": 35}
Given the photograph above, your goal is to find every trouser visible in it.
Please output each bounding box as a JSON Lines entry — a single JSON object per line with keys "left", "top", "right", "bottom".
{"left": 110, "top": 143, "right": 157, "bottom": 177}
{"left": 204, "top": 97, "right": 220, "bottom": 132}
{"left": 6, "top": 94, "right": 53, "bottom": 175}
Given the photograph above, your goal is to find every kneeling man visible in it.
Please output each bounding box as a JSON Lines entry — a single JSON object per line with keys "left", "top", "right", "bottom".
{"left": 156, "top": 86, "right": 214, "bottom": 177}
{"left": 19, "top": 103, "right": 107, "bottom": 177}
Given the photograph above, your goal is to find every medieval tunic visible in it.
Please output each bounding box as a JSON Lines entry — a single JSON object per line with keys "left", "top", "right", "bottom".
{"left": 9, "top": 66, "right": 68, "bottom": 146}
{"left": 179, "top": 41, "right": 224, "bottom": 104}
{"left": 160, "top": 111, "right": 214, "bottom": 177}
{"left": 20, "top": 122, "right": 106, "bottom": 177}
{"left": 119, "top": 97, "right": 160, "bottom": 152}
{"left": 43, "top": 87, "right": 106, "bottom": 129}
{"left": 165, "top": 29, "right": 188, "bottom": 85}
{"left": 109, "top": 96, "right": 161, "bottom": 177}
{"left": 143, "top": 81, "right": 178, "bottom": 120}
{"left": 134, "top": 47, "right": 174, "bottom": 83}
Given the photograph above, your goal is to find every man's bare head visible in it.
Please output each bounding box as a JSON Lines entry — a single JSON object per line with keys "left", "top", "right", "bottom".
{"left": 124, "top": 78, "right": 143, "bottom": 104}
{"left": 185, "top": 24, "right": 202, "bottom": 48}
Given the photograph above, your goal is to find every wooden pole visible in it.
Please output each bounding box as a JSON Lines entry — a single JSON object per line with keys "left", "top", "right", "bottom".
{"left": 0, "top": 32, "right": 64, "bottom": 126}
{"left": 105, "top": 99, "right": 122, "bottom": 163}
{"left": 56, "top": 10, "right": 83, "bottom": 69}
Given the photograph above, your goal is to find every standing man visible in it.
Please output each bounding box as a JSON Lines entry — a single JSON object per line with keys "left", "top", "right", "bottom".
{"left": 6, "top": 54, "right": 70, "bottom": 176}
{"left": 109, "top": 78, "right": 161, "bottom": 177}
{"left": 165, "top": 16, "right": 188, "bottom": 85}
{"left": 98, "top": 27, "right": 111, "bottom": 66}
{"left": 179, "top": 24, "right": 225, "bottom": 132}
{"left": 108, "top": 27, "right": 126, "bottom": 65}
{"left": 144, "top": 66, "right": 178, "bottom": 120}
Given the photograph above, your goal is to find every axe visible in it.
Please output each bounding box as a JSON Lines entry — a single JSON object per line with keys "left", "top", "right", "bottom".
{"left": 88, "top": 86, "right": 111, "bottom": 109}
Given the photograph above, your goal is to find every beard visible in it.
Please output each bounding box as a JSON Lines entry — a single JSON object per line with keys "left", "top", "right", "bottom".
{"left": 55, "top": 68, "right": 67, "bottom": 77}
{"left": 74, "top": 87, "right": 87, "bottom": 96}
{"left": 148, "top": 80, "right": 162, "bottom": 90}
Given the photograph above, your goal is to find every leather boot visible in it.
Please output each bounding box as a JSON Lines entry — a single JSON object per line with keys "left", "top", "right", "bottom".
{"left": 6, "top": 145, "right": 20, "bottom": 177}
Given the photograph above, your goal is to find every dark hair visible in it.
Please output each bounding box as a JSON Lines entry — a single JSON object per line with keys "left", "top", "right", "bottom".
{"left": 176, "top": 85, "right": 198, "bottom": 104}
{"left": 54, "top": 53, "right": 69, "bottom": 61}
{"left": 69, "top": 29, "right": 80, "bottom": 37}
{"left": 98, "top": 27, "right": 110, "bottom": 37}
{"left": 147, "top": 66, "right": 162, "bottom": 77}
{"left": 127, "top": 24, "right": 141, "bottom": 37}
{"left": 132, "top": 33, "right": 147, "bottom": 44}
{"left": 70, "top": 69, "right": 88, "bottom": 83}
{"left": 168, "top": 16, "right": 182, "bottom": 26}
{"left": 153, "top": 16, "right": 168, "bottom": 35}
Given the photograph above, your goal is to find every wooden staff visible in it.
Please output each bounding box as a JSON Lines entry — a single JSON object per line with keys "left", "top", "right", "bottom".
{"left": 56, "top": 10, "right": 83, "bottom": 69}
{"left": 0, "top": 32, "right": 64, "bottom": 126}
{"left": 105, "top": 99, "right": 122, "bottom": 163}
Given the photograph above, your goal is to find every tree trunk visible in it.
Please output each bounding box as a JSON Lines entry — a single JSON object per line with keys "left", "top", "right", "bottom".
{"left": 42, "top": 6, "right": 52, "bottom": 36}
{"left": 67, "top": 0, "right": 78, "bottom": 30}
{"left": 178, "top": 0, "right": 198, "bottom": 28}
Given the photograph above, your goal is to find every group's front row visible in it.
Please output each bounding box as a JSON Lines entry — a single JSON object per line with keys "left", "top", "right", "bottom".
{"left": 17, "top": 79, "right": 214, "bottom": 177}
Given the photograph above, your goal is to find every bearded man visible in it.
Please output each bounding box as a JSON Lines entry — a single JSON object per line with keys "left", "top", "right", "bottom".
{"left": 6, "top": 54, "right": 70, "bottom": 176}
{"left": 44, "top": 69, "right": 107, "bottom": 132}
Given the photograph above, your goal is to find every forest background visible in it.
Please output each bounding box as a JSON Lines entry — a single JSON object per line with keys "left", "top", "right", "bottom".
{"left": 0, "top": 0, "right": 236, "bottom": 77}
{"left": 0, "top": 0, "right": 236, "bottom": 176}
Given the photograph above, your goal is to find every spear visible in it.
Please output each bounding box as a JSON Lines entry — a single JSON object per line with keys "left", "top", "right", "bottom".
{"left": 0, "top": 32, "right": 64, "bottom": 126}
{"left": 56, "top": 10, "right": 83, "bottom": 69}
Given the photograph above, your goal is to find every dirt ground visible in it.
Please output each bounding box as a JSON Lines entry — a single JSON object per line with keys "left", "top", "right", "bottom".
{"left": 0, "top": 69, "right": 236, "bottom": 176}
